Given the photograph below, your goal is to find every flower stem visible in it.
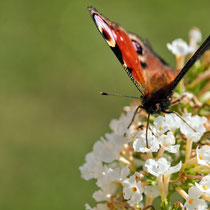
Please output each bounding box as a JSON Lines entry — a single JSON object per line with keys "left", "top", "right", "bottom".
{"left": 157, "top": 176, "right": 166, "bottom": 202}
{"left": 185, "top": 138, "right": 193, "bottom": 162}
{"left": 201, "top": 194, "right": 210, "bottom": 202}
{"left": 182, "top": 156, "right": 197, "bottom": 169}
{"left": 176, "top": 187, "right": 188, "bottom": 200}
{"left": 189, "top": 165, "right": 210, "bottom": 173}
{"left": 176, "top": 55, "right": 185, "bottom": 70}
{"left": 145, "top": 196, "right": 153, "bottom": 207}
{"left": 156, "top": 146, "right": 164, "bottom": 159}
{"left": 163, "top": 174, "right": 170, "bottom": 198}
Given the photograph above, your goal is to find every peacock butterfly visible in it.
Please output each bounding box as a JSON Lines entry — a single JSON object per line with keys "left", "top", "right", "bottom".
{"left": 88, "top": 6, "right": 210, "bottom": 147}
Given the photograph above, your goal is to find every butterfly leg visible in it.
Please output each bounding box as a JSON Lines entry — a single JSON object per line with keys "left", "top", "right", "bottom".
{"left": 171, "top": 98, "right": 181, "bottom": 105}
{"left": 163, "top": 110, "right": 196, "bottom": 132}
{"left": 171, "top": 94, "right": 187, "bottom": 105}
{"left": 127, "top": 105, "right": 144, "bottom": 129}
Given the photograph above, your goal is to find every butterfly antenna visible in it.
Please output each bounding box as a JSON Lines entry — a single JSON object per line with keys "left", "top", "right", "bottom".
{"left": 100, "top": 91, "right": 139, "bottom": 99}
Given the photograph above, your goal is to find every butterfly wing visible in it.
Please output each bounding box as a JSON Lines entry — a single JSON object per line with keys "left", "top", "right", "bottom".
{"left": 88, "top": 6, "right": 146, "bottom": 95}
{"left": 126, "top": 33, "right": 178, "bottom": 98}
{"left": 88, "top": 7, "right": 177, "bottom": 98}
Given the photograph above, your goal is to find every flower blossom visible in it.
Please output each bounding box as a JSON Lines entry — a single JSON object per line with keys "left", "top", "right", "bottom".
{"left": 133, "top": 129, "right": 159, "bottom": 153}
{"left": 195, "top": 175, "right": 210, "bottom": 195}
{"left": 167, "top": 38, "right": 195, "bottom": 56}
{"left": 122, "top": 172, "right": 144, "bottom": 207}
{"left": 184, "top": 186, "right": 207, "bottom": 210}
{"left": 189, "top": 27, "right": 202, "bottom": 48}
{"left": 110, "top": 105, "right": 141, "bottom": 136}
{"left": 79, "top": 152, "right": 104, "bottom": 180}
{"left": 145, "top": 158, "right": 182, "bottom": 177}
{"left": 93, "top": 133, "right": 125, "bottom": 163}
{"left": 180, "top": 113, "right": 207, "bottom": 142}
{"left": 196, "top": 145, "right": 210, "bottom": 166}
{"left": 157, "top": 131, "right": 180, "bottom": 153}
{"left": 153, "top": 113, "right": 182, "bottom": 135}
{"left": 93, "top": 166, "right": 130, "bottom": 202}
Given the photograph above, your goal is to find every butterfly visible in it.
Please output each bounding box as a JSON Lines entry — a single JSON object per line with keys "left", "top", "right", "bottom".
{"left": 88, "top": 6, "right": 210, "bottom": 147}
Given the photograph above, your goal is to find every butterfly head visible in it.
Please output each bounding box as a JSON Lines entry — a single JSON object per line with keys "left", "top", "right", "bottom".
{"left": 142, "top": 93, "right": 173, "bottom": 114}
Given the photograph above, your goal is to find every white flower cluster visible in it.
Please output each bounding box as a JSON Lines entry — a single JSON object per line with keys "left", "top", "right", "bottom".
{"left": 80, "top": 105, "right": 209, "bottom": 209}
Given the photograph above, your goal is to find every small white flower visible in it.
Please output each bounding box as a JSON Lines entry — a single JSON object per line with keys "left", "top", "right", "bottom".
{"left": 153, "top": 115, "right": 170, "bottom": 135}
{"left": 145, "top": 158, "right": 182, "bottom": 177}
{"left": 133, "top": 129, "right": 159, "bottom": 153}
{"left": 184, "top": 198, "right": 207, "bottom": 210}
{"left": 96, "top": 165, "right": 130, "bottom": 188}
{"left": 93, "top": 133, "right": 125, "bottom": 163}
{"left": 184, "top": 186, "right": 207, "bottom": 210}
{"left": 79, "top": 152, "right": 104, "bottom": 180}
{"left": 188, "top": 186, "right": 203, "bottom": 198}
{"left": 195, "top": 175, "right": 210, "bottom": 195}
{"left": 93, "top": 189, "right": 112, "bottom": 202}
{"left": 145, "top": 158, "right": 170, "bottom": 177}
{"left": 167, "top": 38, "right": 195, "bottom": 56}
{"left": 165, "top": 113, "right": 183, "bottom": 130}
{"left": 180, "top": 113, "right": 207, "bottom": 142}
{"left": 158, "top": 131, "right": 180, "bottom": 153}
{"left": 196, "top": 146, "right": 210, "bottom": 166}
{"left": 85, "top": 203, "right": 109, "bottom": 210}
{"left": 189, "top": 27, "right": 202, "bottom": 48}
{"left": 122, "top": 172, "right": 144, "bottom": 206}
{"left": 110, "top": 105, "right": 141, "bottom": 136}
{"left": 94, "top": 166, "right": 130, "bottom": 201}
{"left": 153, "top": 114, "right": 182, "bottom": 136}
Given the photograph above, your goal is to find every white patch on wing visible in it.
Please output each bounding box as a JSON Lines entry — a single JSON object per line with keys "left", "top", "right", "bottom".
{"left": 94, "top": 15, "right": 116, "bottom": 47}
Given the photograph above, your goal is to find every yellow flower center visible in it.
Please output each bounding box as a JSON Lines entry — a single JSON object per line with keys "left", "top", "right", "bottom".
{"left": 189, "top": 198, "right": 194, "bottom": 204}
{"left": 158, "top": 126, "right": 162, "bottom": 131}
{"left": 199, "top": 155, "right": 203, "bottom": 160}
{"left": 132, "top": 187, "right": 137, "bottom": 192}
{"left": 203, "top": 185, "right": 207, "bottom": 191}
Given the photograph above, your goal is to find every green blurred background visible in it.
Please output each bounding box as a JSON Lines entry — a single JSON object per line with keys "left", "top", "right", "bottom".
{"left": 0, "top": 0, "right": 209, "bottom": 209}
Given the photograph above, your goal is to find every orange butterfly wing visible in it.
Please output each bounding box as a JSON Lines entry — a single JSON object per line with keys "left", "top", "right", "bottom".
{"left": 88, "top": 7, "right": 178, "bottom": 99}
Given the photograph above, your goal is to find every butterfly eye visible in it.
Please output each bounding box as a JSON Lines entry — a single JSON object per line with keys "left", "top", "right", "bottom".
{"left": 132, "top": 40, "right": 144, "bottom": 55}
{"left": 93, "top": 14, "right": 116, "bottom": 47}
